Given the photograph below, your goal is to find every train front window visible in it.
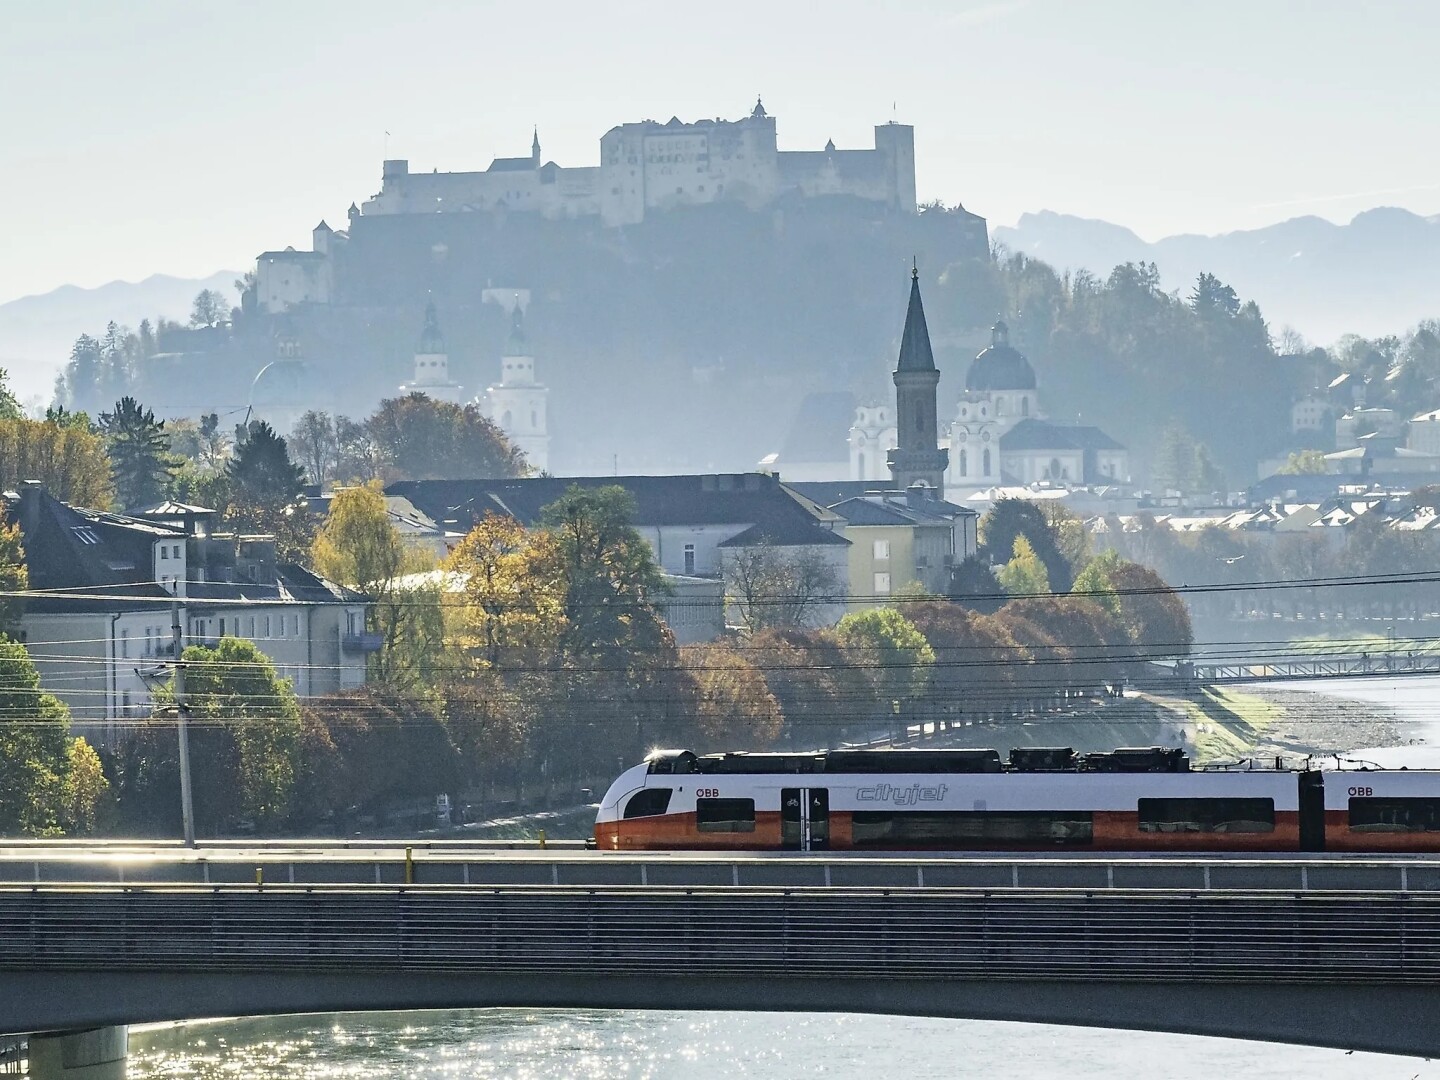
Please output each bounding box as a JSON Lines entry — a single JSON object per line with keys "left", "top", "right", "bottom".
{"left": 1137, "top": 798, "right": 1274, "bottom": 833}
{"left": 622, "top": 788, "right": 673, "bottom": 819}
{"left": 1350, "top": 797, "right": 1440, "bottom": 832}
{"left": 696, "top": 798, "right": 755, "bottom": 833}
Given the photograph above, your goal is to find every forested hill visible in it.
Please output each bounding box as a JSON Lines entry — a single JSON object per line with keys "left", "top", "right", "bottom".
{"left": 995, "top": 208, "right": 1440, "bottom": 343}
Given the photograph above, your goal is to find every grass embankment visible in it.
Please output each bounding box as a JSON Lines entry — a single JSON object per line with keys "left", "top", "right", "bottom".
{"left": 1290, "top": 632, "right": 1440, "bottom": 655}
{"left": 1137, "top": 686, "right": 1281, "bottom": 763}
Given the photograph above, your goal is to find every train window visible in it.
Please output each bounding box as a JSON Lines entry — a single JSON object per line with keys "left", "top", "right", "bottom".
{"left": 851, "top": 810, "right": 1092, "bottom": 846}
{"left": 696, "top": 798, "right": 756, "bottom": 833}
{"left": 1137, "top": 798, "right": 1274, "bottom": 833}
{"left": 1349, "top": 797, "right": 1440, "bottom": 832}
{"left": 622, "top": 789, "right": 673, "bottom": 819}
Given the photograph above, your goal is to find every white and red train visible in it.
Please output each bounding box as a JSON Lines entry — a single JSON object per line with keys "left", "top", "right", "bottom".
{"left": 594, "top": 747, "right": 1440, "bottom": 853}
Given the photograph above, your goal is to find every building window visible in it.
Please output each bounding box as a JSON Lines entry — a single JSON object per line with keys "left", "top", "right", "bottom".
{"left": 851, "top": 810, "right": 1093, "bottom": 847}
{"left": 160, "top": 546, "right": 168, "bottom": 560}
{"left": 874, "top": 572, "right": 892, "bottom": 595}
{"left": 247, "top": 616, "right": 256, "bottom": 637}
{"left": 872, "top": 540, "right": 890, "bottom": 560}
{"left": 120, "top": 629, "right": 129, "bottom": 658}
{"left": 983, "top": 449, "right": 992, "bottom": 475}
{"left": 696, "top": 798, "right": 755, "bottom": 833}
{"left": 1022, "top": 397, "right": 1030, "bottom": 417}
{"left": 264, "top": 616, "right": 272, "bottom": 638}
{"left": 683, "top": 543, "right": 696, "bottom": 576}
{"left": 173, "top": 545, "right": 181, "bottom": 559}
{"left": 959, "top": 449, "right": 967, "bottom": 476}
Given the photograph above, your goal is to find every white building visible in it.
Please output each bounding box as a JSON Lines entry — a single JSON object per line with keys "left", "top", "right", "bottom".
{"left": 399, "top": 300, "right": 466, "bottom": 405}
{"left": 478, "top": 302, "right": 550, "bottom": 473}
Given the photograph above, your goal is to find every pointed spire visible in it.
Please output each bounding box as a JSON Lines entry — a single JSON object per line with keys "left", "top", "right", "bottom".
{"left": 532, "top": 127, "right": 541, "bottom": 162}
{"left": 418, "top": 297, "right": 444, "bottom": 354}
{"left": 896, "top": 264, "right": 936, "bottom": 372}
{"left": 505, "top": 299, "right": 527, "bottom": 355}
{"left": 824, "top": 137, "right": 836, "bottom": 152}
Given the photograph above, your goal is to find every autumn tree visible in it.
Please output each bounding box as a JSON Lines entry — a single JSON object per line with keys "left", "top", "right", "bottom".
{"left": 748, "top": 628, "right": 865, "bottom": 744}
{"left": 290, "top": 410, "right": 339, "bottom": 485}
{"left": 681, "top": 643, "right": 782, "bottom": 747}
{"left": 907, "top": 600, "right": 1026, "bottom": 720}
{"left": 0, "top": 368, "right": 21, "bottom": 420}
{"left": 0, "top": 514, "right": 26, "bottom": 634}
{"left": 311, "top": 483, "right": 444, "bottom": 690}
{"left": 444, "top": 513, "right": 565, "bottom": 669}
{"left": 723, "top": 541, "right": 845, "bottom": 632}
{"left": 366, "top": 394, "right": 527, "bottom": 481}
{"left": 997, "top": 535, "right": 1050, "bottom": 596}
{"left": 0, "top": 416, "right": 113, "bottom": 507}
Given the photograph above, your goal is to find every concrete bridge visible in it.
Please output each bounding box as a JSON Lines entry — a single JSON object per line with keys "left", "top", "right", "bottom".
{"left": 7, "top": 857, "right": 1440, "bottom": 1073}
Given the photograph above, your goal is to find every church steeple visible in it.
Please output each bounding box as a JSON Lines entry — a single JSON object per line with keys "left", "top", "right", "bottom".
{"left": 887, "top": 263, "right": 947, "bottom": 493}
{"left": 531, "top": 127, "right": 541, "bottom": 164}
{"left": 417, "top": 298, "right": 445, "bottom": 354}
{"left": 505, "top": 301, "right": 527, "bottom": 355}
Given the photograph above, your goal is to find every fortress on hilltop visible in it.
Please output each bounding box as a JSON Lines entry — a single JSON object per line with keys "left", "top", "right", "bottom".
{"left": 362, "top": 98, "right": 916, "bottom": 227}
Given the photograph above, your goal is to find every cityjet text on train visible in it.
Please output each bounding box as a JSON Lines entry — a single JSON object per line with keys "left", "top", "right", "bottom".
{"left": 856, "top": 783, "right": 950, "bottom": 806}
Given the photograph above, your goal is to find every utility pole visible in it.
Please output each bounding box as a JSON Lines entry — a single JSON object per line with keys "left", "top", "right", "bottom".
{"left": 171, "top": 600, "right": 196, "bottom": 848}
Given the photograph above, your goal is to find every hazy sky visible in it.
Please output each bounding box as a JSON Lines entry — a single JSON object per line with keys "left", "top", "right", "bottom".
{"left": 3, "top": 0, "right": 1438, "bottom": 303}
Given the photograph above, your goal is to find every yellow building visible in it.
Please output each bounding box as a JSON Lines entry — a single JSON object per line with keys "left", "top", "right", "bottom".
{"left": 827, "top": 487, "right": 979, "bottom": 609}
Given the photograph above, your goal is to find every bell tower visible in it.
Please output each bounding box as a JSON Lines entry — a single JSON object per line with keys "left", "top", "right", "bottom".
{"left": 887, "top": 265, "right": 948, "bottom": 493}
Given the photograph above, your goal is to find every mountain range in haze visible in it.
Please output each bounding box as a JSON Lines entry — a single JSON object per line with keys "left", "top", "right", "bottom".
{"left": 993, "top": 207, "right": 1440, "bottom": 345}
{"left": 5, "top": 206, "right": 1440, "bottom": 410}
{"left": 0, "top": 271, "right": 240, "bottom": 405}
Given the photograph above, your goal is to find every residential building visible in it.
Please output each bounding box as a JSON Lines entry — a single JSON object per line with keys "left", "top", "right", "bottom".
{"left": 6, "top": 484, "right": 370, "bottom": 735}
{"left": 822, "top": 485, "right": 980, "bottom": 604}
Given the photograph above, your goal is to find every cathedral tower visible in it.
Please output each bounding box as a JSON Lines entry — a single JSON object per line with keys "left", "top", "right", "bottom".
{"left": 887, "top": 266, "right": 948, "bottom": 492}
{"left": 483, "top": 301, "right": 550, "bottom": 472}
{"left": 400, "top": 299, "right": 465, "bottom": 404}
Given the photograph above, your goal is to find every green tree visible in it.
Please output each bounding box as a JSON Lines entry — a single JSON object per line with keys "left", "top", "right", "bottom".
{"left": 444, "top": 513, "right": 565, "bottom": 669}
{"left": 60, "top": 737, "right": 110, "bottom": 835}
{"left": 311, "top": 484, "right": 444, "bottom": 690}
{"left": 0, "top": 514, "right": 27, "bottom": 634}
{"left": 226, "top": 421, "right": 311, "bottom": 557}
{"left": 1279, "top": 449, "right": 1327, "bottom": 475}
{"left": 833, "top": 607, "right": 935, "bottom": 715}
{"left": 997, "top": 535, "right": 1050, "bottom": 596}
{"left": 366, "top": 394, "right": 527, "bottom": 481}
{"left": 539, "top": 485, "right": 670, "bottom": 661}
{"left": 99, "top": 396, "right": 176, "bottom": 509}
{"left": 980, "top": 497, "right": 1073, "bottom": 590}
{"left": 0, "top": 636, "right": 74, "bottom": 835}
{"left": 151, "top": 638, "right": 303, "bottom": 832}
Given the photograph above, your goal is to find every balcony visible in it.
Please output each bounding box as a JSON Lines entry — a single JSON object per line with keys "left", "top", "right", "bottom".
{"left": 341, "top": 631, "right": 385, "bottom": 654}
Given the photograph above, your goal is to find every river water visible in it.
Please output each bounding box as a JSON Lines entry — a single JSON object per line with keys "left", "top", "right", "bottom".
{"left": 124, "top": 675, "right": 1440, "bottom": 1078}
{"left": 127, "top": 1010, "right": 1440, "bottom": 1079}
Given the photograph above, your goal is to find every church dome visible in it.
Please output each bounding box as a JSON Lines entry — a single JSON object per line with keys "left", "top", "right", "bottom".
{"left": 965, "top": 321, "right": 1036, "bottom": 392}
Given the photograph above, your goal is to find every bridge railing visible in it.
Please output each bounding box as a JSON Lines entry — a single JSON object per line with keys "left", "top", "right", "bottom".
{"left": 2, "top": 885, "right": 1439, "bottom": 985}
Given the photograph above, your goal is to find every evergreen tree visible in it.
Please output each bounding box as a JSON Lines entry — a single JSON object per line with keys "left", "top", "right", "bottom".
{"left": 225, "top": 421, "right": 310, "bottom": 556}
{"left": 0, "top": 368, "right": 21, "bottom": 420}
{"left": 99, "top": 396, "right": 175, "bottom": 510}
{"left": 980, "top": 497, "right": 1074, "bottom": 590}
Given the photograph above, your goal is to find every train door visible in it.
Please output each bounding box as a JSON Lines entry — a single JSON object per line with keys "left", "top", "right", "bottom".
{"left": 781, "top": 788, "right": 830, "bottom": 851}
{"left": 1298, "top": 771, "right": 1326, "bottom": 852}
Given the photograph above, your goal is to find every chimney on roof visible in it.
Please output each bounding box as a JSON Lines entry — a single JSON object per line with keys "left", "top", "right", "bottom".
{"left": 906, "top": 481, "right": 933, "bottom": 509}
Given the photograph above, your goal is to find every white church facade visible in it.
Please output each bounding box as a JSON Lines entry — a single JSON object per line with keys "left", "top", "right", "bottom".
{"left": 399, "top": 300, "right": 466, "bottom": 405}
{"left": 850, "top": 317, "right": 1129, "bottom": 495}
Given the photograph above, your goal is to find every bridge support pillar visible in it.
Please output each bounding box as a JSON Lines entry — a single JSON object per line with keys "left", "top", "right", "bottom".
{"left": 27, "top": 1026, "right": 128, "bottom": 1080}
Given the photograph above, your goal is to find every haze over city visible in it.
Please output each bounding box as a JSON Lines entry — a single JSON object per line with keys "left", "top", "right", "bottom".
{"left": 5, "top": 0, "right": 1440, "bottom": 303}
{"left": 9, "top": 3, "right": 1440, "bottom": 1076}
